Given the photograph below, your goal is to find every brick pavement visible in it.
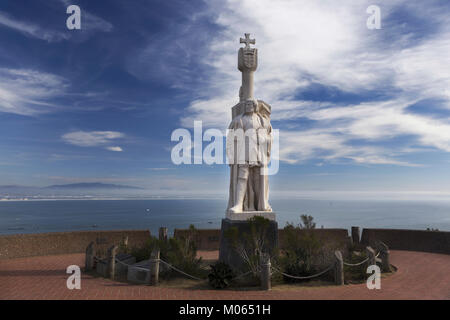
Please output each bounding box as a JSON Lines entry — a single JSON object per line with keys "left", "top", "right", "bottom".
{"left": 0, "top": 250, "right": 449, "bottom": 300}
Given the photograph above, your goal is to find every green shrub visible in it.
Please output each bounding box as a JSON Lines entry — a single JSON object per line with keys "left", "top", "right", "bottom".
{"left": 343, "top": 251, "right": 368, "bottom": 282}
{"left": 129, "top": 236, "right": 160, "bottom": 262}
{"left": 162, "top": 225, "right": 205, "bottom": 279}
{"left": 208, "top": 262, "right": 235, "bottom": 289}
{"left": 130, "top": 225, "right": 205, "bottom": 279}
{"left": 280, "top": 215, "right": 325, "bottom": 282}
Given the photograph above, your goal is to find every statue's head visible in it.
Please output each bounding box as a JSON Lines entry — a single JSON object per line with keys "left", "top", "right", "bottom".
{"left": 244, "top": 99, "right": 257, "bottom": 114}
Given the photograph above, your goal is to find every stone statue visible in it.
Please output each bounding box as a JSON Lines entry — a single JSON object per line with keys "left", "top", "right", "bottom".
{"left": 226, "top": 34, "right": 273, "bottom": 217}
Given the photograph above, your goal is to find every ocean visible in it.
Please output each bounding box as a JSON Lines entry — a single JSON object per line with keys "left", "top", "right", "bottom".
{"left": 0, "top": 199, "right": 449, "bottom": 235}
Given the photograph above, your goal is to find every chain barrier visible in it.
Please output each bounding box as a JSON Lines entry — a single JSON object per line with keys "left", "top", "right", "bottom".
{"left": 231, "top": 270, "right": 253, "bottom": 280}
{"left": 111, "top": 256, "right": 350, "bottom": 283}
{"left": 342, "top": 251, "right": 380, "bottom": 266}
{"left": 343, "top": 257, "right": 369, "bottom": 266}
{"left": 115, "top": 257, "right": 151, "bottom": 271}
{"left": 271, "top": 264, "right": 334, "bottom": 280}
{"left": 114, "top": 257, "right": 254, "bottom": 282}
{"left": 158, "top": 259, "right": 206, "bottom": 281}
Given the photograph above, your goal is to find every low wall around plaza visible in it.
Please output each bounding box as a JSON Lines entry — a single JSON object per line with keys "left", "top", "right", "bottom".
{"left": 2, "top": 227, "right": 448, "bottom": 259}
{"left": 360, "top": 228, "right": 450, "bottom": 254}
{"left": 174, "top": 229, "right": 221, "bottom": 251}
{"left": 0, "top": 230, "right": 151, "bottom": 260}
{"left": 278, "top": 228, "right": 351, "bottom": 250}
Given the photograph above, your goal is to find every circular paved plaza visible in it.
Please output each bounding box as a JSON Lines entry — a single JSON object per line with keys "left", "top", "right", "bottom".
{"left": 0, "top": 250, "right": 449, "bottom": 300}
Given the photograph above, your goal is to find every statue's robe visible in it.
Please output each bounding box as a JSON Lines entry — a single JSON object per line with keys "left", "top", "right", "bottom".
{"left": 226, "top": 104, "right": 272, "bottom": 212}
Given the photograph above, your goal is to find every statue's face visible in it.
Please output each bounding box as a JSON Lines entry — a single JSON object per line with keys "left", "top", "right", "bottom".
{"left": 245, "top": 100, "right": 256, "bottom": 114}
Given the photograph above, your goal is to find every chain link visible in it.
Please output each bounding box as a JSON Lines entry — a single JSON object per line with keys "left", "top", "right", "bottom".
{"left": 271, "top": 264, "right": 334, "bottom": 280}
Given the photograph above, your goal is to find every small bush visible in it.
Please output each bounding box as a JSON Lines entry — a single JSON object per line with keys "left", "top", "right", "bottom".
{"left": 208, "top": 262, "right": 235, "bottom": 289}
{"left": 280, "top": 215, "right": 331, "bottom": 282}
{"left": 129, "top": 236, "right": 160, "bottom": 262}
{"left": 129, "top": 225, "right": 206, "bottom": 279}
{"left": 343, "top": 251, "right": 368, "bottom": 283}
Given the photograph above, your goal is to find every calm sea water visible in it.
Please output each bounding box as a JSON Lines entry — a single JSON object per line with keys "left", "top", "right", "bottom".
{"left": 0, "top": 199, "right": 449, "bottom": 235}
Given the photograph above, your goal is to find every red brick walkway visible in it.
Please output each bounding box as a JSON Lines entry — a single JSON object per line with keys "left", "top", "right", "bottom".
{"left": 0, "top": 250, "right": 449, "bottom": 300}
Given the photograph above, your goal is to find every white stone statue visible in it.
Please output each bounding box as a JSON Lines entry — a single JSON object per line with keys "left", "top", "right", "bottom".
{"left": 226, "top": 34, "right": 274, "bottom": 219}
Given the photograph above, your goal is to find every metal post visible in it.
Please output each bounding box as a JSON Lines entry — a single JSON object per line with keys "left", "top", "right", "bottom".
{"left": 351, "top": 226, "right": 360, "bottom": 245}
{"left": 366, "top": 246, "right": 376, "bottom": 268}
{"left": 260, "top": 253, "right": 271, "bottom": 290}
{"left": 159, "top": 227, "right": 168, "bottom": 242}
{"left": 85, "top": 241, "right": 95, "bottom": 271}
{"left": 378, "top": 241, "right": 391, "bottom": 272}
{"left": 334, "top": 250, "right": 344, "bottom": 285}
{"left": 150, "top": 249, "right": 160, "bottom": 285}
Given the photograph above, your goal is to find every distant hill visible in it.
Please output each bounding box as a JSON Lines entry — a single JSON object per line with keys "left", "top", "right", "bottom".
{"left": 45, "top": 183, "right": 142, "bottom": 190}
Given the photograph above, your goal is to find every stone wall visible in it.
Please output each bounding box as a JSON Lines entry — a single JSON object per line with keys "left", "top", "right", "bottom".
{"left": 0, "top": 230, "right": 150, "bottom": 260}
{"left": 174, "top": 229, "right": 221, "bottom": 251}
{"left": 3, "top": 227, "right": 448, "bottom": 259}
{"left": 361, "top": 228, "right": 450, "bottom": 254}
{"left": 278, "top": 228, "right": 351, "bottom": 250}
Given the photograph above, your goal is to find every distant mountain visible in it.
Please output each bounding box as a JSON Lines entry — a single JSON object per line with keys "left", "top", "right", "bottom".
{"left": 45, "top": 183, "right": 142, "bottom": 190}
{"left": 0, "top": 185, "right": 27, "bottom": 189}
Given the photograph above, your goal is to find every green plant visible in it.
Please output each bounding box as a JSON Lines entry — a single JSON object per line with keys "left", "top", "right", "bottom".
{"left": 208, "top": 262, "right": 235, "bottom": 289}
{"left": 299, "top": 214, "right": 316, "bottom": 229}
{"left": 130, "top": 225, "right": 205, "bottom": 279}
{"left": 129, "top": 236, "right": 160, "bottom": 262}
{"left": 163, "top": 225, "right": 205, "bottom": 278}
{"left": 280, "top": 215, "right": 324, "bottom": 282}
{"left": 343, "top": 251, "right": 368, "bottom": 282}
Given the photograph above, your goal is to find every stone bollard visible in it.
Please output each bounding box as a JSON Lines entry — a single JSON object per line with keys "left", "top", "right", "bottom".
{"left": 366, "top": 246, "right": 376, "bottom": 269}
{"left": 351, "top": 226, "right": 360, "bottom": 245}
{"left": 334, "top": 251, "right": 344, "bottom": 285}
{"left": 378, "top": 241, "right": 391, "bottom": 272}
{"left": 107, "top": 245, "right": 118, "bottom": 280}
{"left": 85, "top": 241, "right": 95, "bottom": 271}
{"left": 159, "top": 227, "right": 168, "bottom": 242}
{"left": 122, "top": 236, "right": 129, "bottom": 250}
{"left": 150, "top": 249, "right": 160, "bottom": 285}
{"left": 260, "top": 253, "right": 271, "bottom": 291}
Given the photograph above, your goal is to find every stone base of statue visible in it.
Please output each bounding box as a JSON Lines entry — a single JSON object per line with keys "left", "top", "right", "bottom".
{"left": 226, "top": 211, "right": 276, "bottom": 221}
{"left": 219, "top": 213, "right": 278, "bottom": 272}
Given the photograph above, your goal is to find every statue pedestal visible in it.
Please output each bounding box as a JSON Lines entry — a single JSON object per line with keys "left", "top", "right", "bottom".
{"left": 219, "top": 216, "right": 278, "bottom": 272}
{"left": 226, "top": 211, "right": 276, "bottom": 221}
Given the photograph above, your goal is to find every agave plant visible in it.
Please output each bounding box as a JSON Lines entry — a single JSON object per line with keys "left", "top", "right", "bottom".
{"left": 208, "top": 262, "right": 235, "bottom": 289}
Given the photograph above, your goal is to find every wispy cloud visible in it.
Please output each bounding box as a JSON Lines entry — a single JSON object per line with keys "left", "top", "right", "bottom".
{"left": 0, "top": 2, "right": 112, "bottom": 43}
{"left": 0, "top": 68, "right": 68, "bottom": 115}
{"left": 62, "top": 131, "right": 125, "bottom": 150}
{"left": 0, "top": 11, "right": 69, "bottom": 42}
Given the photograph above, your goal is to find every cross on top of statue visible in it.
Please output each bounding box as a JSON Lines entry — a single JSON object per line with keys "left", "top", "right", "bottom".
{"left": 240, "top": 33, "right": 255, "bottom": 49}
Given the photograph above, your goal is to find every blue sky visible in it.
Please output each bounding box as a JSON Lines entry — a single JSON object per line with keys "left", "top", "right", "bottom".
{"left": 0, "top": 0, "right": 450, "bottom": 199}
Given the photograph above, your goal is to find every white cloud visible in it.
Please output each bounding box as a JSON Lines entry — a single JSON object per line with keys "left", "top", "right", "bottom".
{"left": 106, "top": 146, "right": 123, "bottom": 152}
{"left": 0, "top": 4, "right": 112, "bottom": 43}
{"left": 0, "top": 68, "right": 68, "bottom": 115}
{"left": 62, "top": 131, "right": 125, "bottom": 147}
{"left": 0, "top": 12, "right": 69, "bottom": 42}
{"left": 179, "top": 0, "right": 450, "bottom": 166}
